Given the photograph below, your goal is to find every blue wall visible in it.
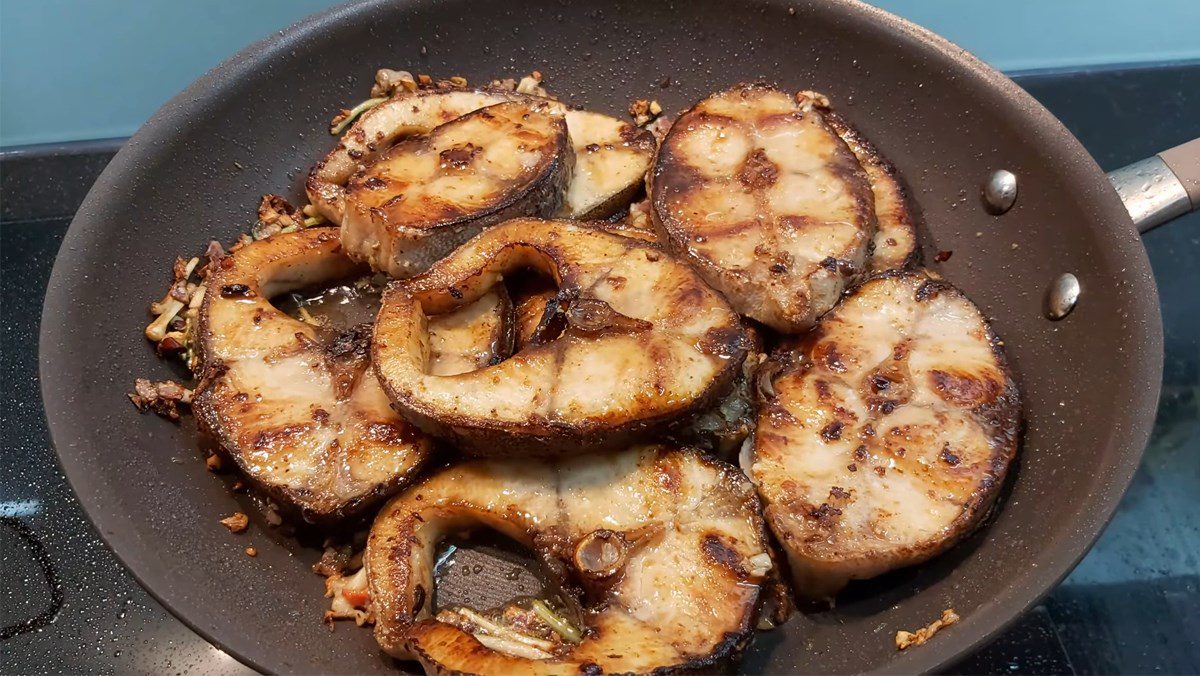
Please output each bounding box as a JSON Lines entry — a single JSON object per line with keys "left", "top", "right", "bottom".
{"left": 2, "top": 0, "right": 1199, "bottom": 148}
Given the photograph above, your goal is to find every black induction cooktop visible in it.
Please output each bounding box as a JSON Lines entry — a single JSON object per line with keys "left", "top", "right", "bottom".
{"left": 2, "top": 62, "right": 1197, "bottom": 674}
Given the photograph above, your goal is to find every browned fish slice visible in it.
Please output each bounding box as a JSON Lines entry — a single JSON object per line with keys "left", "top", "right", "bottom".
{"left": 310, "top": 88, "right": 653, "bottom": 244}
{"left": 365, "top": 445, "right": 773, "bottom": 673}
{"left": 751, "top": 271, "right": 1020, "bottom": 599}
{"left": 341, "top": 100, "right": 572, "bottom": 278}
{"left": 670, "top": 324, "right": 762, "bottom": 459}
{"left": 192, "top": 228, "right": 434, "bottom": 524}
{"left": 307, "top": 88, "right": 527, "bottom": 224}
{"left": 651, "top": 84, "right": 877, "bottom": 333}
{"left": 372, "top": 218, "right": 749, "bottom": 456}
{"left": 426, "top": 287, "right": 514, "bottom": 376}
{"left": 555, "top": 110, "right": 656, "bottom": 220}
{"left": 824, "top": 111, "right": 919, "bottom": 272}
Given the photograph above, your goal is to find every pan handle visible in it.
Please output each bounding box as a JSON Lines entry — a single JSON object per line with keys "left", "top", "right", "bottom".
{"left": 1108, "top": 137, "right": 1200, "bottom": 233}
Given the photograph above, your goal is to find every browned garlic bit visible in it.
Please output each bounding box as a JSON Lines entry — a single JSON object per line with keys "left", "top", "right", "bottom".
{"left": 220, "top": 512, "right": 249, "bottom": 533}
{"left": 325, "top": 567, "right": 374, "bottom": 626}
{"left": 628, "top": 98, "right": 663, "bottom": 127}
{"left": 141, "top": 239, "right": 239, "bottom": 377}
{"left": 516, "top": 70, "right": 548, "bottom": 97}
{"left": 896, "top": 609, "right": 960, "bottom": 650}
{"left": 127, "top": 378, "right": 193, "bottom": 422}
{"left": 263, "top": 504, "right": 283, "bottom": 528}
{"left": 314, "top": 543, "right": 355, "bottom": 578}
{"left": 254, "top": 194, "right": 305, "bottom": 239}
{"left": 144, "top": 256, "right": 200, "bottom": 344}
{"left": 259, "top": 194, "right": 327, "bottom": 235}
{"left": 371, "top": 68, "right": 419, "bottom": 98}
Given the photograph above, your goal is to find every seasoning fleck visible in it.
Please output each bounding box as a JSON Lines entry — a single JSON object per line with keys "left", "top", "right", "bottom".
{"left": 896, "top": 609, "right": 960, "bottom": 650}
{"left": 221, "top": 512, "right": 249, "bottom": 533}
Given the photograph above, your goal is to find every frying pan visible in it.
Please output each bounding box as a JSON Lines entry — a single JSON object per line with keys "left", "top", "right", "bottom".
{"left": 38, "top": 0, "right": 1199, "bottom": 673}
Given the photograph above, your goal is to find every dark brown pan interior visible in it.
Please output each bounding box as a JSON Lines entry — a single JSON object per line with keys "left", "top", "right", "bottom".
{"left": 40, "top": 0, "right": 1161, "bottom": 672}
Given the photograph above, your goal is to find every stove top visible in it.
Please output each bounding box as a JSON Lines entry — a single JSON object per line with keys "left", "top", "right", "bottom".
{"left": 2, "top": 62, "right": 1197, "bottom": 674}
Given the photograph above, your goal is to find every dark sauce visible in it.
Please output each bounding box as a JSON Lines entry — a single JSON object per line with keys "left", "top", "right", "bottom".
{"left": 270, "top": 275, "right": 384, "bottom": 330}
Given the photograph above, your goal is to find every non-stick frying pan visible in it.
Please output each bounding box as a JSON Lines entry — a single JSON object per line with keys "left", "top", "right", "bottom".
{"left": 39, "top": 0, "right": 1199, "bottom": 673}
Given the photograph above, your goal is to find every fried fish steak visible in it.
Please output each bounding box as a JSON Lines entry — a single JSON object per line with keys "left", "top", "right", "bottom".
{"left": 372, "top": 218, "right": 749, "bottom": 456}
{"left": 650, "top": 84, "right": 877, "bottom": 333}
{"left": 750, "top": 271, "right": 1020, "bottom": 598}
{"left": 824, "top": 111, "right": 918, "bottom": 272}
{"left": 192, "top": 228, "right": 433, "bottom": 524}
{"left": 426, "top": 287, "right": 514, "bottom": 376}
{"left": 341, "top": 100, "right": 573, "bottom": 277}
{"left": 555, "top": 110, "right": 656, "bottom": 220}
{"left": 307, "top": 88, "right": 525, "bottom": 224}
{"left": 310, "top": 87, "right": 654, "bottom": 268}
{"left": 365, "top": 445, "right": 773, "bottom": 673}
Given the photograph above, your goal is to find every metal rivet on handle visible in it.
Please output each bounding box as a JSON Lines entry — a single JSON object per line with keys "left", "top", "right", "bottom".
{"left": 1045, "top": 273, "right": 1080, "bottom": 320}
{"left": 983, "top": 170, "right": 1018, "bottom": 214}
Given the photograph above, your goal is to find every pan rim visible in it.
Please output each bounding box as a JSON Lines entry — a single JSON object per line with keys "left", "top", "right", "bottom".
{"left": 37, "top": 0, "right": 1164, "bottom": 673}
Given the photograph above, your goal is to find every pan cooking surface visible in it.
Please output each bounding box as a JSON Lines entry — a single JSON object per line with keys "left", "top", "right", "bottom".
{"left": 39, "top": 0, "right": 1161, "bottom": 672}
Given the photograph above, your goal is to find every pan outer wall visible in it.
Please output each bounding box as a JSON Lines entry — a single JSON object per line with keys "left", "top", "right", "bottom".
{"left": 38, "top": 0, "right": 1162, "bottom": 673}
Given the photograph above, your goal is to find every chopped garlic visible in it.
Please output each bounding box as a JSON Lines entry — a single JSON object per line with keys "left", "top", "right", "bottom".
{"left": 896, "top": 609, "right": 959, "bottom": 650}
{"left": 746, "top": 552, "right": 773, "bottom": 578}
{"left": 473, "top": 633, "right": 553, "bottom": 660}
